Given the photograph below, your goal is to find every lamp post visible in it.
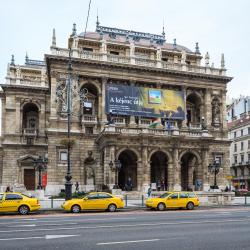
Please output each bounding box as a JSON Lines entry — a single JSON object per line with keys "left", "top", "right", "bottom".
{"left": 56, "top": 49, "right": 88, "bottom": 200}
{"left": 109, "top": 159, "right": 122, "bottom": 189}
{"left": 208, "top": 160, "right": 221, "bottom": 189}
{"left": 33, "top": 156, "right": 48, "bottom": 190}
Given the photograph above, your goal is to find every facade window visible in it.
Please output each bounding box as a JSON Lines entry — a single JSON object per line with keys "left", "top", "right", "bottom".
{"left": 241, "top": 154, "right": 244, "bottom": 163}
{"left": 60, "top": 151, "right": 68, "bottom": 161}
{"left": 241, "top": 142, "right": 244, "bottom": 150}
{"left": 234, "top": 144, "right": 237, "bottom": 152}
{"left": 83, "top": 47, "right": 93, "bottom": 52}
{"left": 241, "top": 129, "right": 244, "bottom": 136}
{"left": 234, "top": 131, "right": 237, "bottom": 138}
{"left": 110, "top": 51, "right": 119, "bottom": 55}
{"left": 248, "top": 154, "right": 250, "bottom": 162}
{"left": 26, "top": 137, "right": 34, "bottom": 145}
{"left": 85, "top": 126, "right": 93, "bottom": 134}
{"left": 248, "top": 127, "right": 250, "bottom": 135}
{"left": 234, "top": 168, "right": 237, "bottom": 177}
{"left": 234, "top": 155, "right": 237, "bottom": 164}
{"left": 248, "top": 140, "right": 250, "bottom": 149}
{"left": 241, "top": 168, "right": 244, "bottom": 176}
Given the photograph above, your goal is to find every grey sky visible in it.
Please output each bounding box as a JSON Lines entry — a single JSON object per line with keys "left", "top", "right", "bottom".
{"left": 1, "top": 0, "right": 249, "bottom": 98}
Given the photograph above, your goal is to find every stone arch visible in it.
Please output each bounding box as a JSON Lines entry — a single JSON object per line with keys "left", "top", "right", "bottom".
{"left": 116, "top": 149, "right": 138, "bottom": 191}
{"left": 148, "top": 148, "right": 173, "bottom": 164}
{"left": 149, "top": 150, "right": 169, "bottom": 190}
{"left": 116, "top": 147, "right": 140, "bottom": 162}
{"left": 79, "top": 79, "right": 101, "bottom": 94}
{"left": 80, "top": 82, "right": 99, "bottom": 116}
{"left": 179, "top": 149, "right": 202, "bottom": 191}
{"left": 21, "top": 102, "right": 40, "bottom": 132}
{"left": 186, "top": 91, "right": 203, "bottom": 126}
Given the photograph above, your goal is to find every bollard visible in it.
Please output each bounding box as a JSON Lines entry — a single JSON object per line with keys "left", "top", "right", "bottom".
{"left": 125, "top": 194, "right": 128, "bottom": 207}
{"left": 51, "top": 197, "right": 54, "bottom": 208}
{"left": 142, "top": 195, "right": 144, "bottom": 206}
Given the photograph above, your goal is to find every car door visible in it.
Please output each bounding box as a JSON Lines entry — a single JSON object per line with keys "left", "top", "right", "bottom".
{"left": 82, "top": 193, "right": 100, "bottom": 210}
{"left": 0, "top": 194, "right": 4, "bottom": 211}
{"left": 179, "top": 193, "right": 188, "bottom": 208}
{"left": 166, "top": 193, "right": 179, "bottom": 208}
{"left": 98, "top": 193, "right": 113, "bottom": 209}
{"left": 2, "top": 194, "right": 23, "bottom": 212}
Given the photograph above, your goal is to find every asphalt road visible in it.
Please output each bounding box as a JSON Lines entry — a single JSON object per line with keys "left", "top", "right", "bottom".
{"left": 0, "top": 207, "right": 250, "bottom": 250}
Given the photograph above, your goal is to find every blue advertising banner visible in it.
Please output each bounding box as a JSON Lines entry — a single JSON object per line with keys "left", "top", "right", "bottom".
{"left": 105, "top": 84, "right": 185, "bottom": 119}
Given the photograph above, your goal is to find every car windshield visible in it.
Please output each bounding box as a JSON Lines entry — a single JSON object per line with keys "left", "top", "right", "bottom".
{"left": 159, "top": 192, "right": 171, "bottom": 198}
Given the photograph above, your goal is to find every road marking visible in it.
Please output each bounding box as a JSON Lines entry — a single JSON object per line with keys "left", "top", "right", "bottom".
{"left": 0, "top": 234, "right": 78, "bottom": 241}
{"left": 0, "top": 218, "right": 250, "bottom": 233}
{"left": 97, "top": 239, "right": 160, "bottom": 245}
{"left": 7, "top": 223, "right": 78, "bottom": 228}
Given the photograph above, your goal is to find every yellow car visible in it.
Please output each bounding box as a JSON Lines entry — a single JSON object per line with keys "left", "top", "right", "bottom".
{"left": 62, "top": 192, "right": 125, "bottom": 213}
{"left": 0, "top": 192, "right": 40, "bottom": 215}
{"left": 146, "top": 191, "right": 199, "bottom": 211}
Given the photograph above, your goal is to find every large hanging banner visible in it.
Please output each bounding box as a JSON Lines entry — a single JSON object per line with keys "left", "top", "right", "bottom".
{"left": 105, "top": 84, "right": 185, "bottom": 119}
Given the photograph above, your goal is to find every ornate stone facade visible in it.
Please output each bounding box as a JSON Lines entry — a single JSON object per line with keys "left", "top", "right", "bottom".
{"left": 0, "top": 23, "right": 232, "bottom": 195}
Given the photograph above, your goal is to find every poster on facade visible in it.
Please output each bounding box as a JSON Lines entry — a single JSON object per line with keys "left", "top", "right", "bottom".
{"left": 105, "top": 84, "right": 185, "bottom": 119}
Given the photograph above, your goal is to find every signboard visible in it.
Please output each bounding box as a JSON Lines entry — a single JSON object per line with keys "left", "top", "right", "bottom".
{"left": 105, "top": 84, "right": 185, "bottom": 119}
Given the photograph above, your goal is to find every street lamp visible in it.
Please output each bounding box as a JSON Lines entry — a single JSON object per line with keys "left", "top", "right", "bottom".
{"left": 33, "top": 156, "right": 48, "bottom": 190}
{"left": 109, "top": 159, "right": 122, "bottom": 189}
{"left": 208, "top": 160, "right": 221, "bottom": 189}
{"left": 56, "top": 49, "right": 88, "bottom": 200}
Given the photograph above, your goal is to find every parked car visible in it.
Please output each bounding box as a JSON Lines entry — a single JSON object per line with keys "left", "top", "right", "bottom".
{"left": 0, "top": 192, "right": 40, "bottom": 215}
{"left": 61, "top": 192, "right": 124, "bottom": 213}
{"left": 146, "top": 191, "right": 199, "bottom": 211}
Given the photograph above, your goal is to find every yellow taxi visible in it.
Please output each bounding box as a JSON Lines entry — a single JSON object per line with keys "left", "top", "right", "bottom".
{"left": 146, "top": 191, "right": 199, "bottom": 211}
{"left": 0, "top": 192, "right": 40, "bottom": 215}
{"left": 62, "top": 192, "right": 125, "bottom": 213}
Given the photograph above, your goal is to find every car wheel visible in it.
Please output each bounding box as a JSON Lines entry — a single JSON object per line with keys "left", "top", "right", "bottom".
{"left": 186, "top": 202, "right": 194, "bottom": 210}
{"left": 71, "top": 204, "right": 81, "bottom": 213}
{"left": 108, "top": 204, "right": 117, "bottom": 212}
{"left": 18, "top": 205, "right": 30, "bottom": 215}
{"left": 157, "top": 202, "right": 166, "bottom": 211}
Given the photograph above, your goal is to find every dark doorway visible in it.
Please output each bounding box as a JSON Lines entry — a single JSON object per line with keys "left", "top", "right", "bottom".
{"left": 24, "top": 169, "right": 35, "bottom": 190}
{"left": 181, "top": 153, "right": 197, "bottom": 191}
{"left": 118, "top": 150, "right": 137, "bottom": 191}
{"left": 150, "top": 151, "right": 168, "bottom": 191}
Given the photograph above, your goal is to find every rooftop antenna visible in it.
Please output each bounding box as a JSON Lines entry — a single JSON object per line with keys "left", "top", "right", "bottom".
{"left": 83, "top": 0, "right": 92, "bottom": 39}
{"left": 96, "top": 8, "right": 100, "bottom": 28}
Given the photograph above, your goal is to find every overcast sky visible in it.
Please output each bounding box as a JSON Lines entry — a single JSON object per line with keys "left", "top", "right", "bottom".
{"left": 1, "top": 0, "right": 250, "bottom": 98}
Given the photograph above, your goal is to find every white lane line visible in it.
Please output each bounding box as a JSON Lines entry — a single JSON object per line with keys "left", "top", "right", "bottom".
{"left": 7, "top": 223, "right": 78, "bottom": 228}
{"left": 0, "top": 218, "right": 249, "bottom": 234}
{"left": 0, "top": 217, "right": 137, "bottom": 225}
{"left": 0, "top": 235, "right": 79, "bottom": 241}
{"left": 97, "top": 239, "right": 160, "bottom": 245}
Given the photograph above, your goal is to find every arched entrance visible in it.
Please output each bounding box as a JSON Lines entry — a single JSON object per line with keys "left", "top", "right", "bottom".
{"left": 150, "top": 151, "right": 168, "bottom": 191}
{"left": 118, "top": 150, "right": 137, "bottom": 191}
{"left": 180, "top": 152, "right": 198, "bottom": 191}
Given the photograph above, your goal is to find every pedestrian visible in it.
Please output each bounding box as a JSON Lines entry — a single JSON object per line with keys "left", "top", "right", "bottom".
{"left": 157, "top": 179, "right": 161, "bottom": 191}
{"left": 161, "top": 179, "right": 165, "bottom": 191}
{"left": 75, "top": 181, "right": 79, "bottom": 193}
{"left": 5, "top": 186, "right": 10, "bottom": 192}
{"left": 127, "top": 177, "right": 133, "bottom": 191}
{"left": 147, "top": 185, "right": 152, "bottom": 198}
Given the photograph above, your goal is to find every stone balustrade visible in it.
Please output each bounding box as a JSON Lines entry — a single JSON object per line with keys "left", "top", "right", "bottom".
{"left": 51, "top": 47, "right": 226, "bottom": 76}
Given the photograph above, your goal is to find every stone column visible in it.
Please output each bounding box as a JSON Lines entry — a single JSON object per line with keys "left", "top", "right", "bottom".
{"left": 15, "top": 99, "right": 21, "bottom": 133}
{"left": 201, "top": 149, "right": 210, "bottom": 191}
{"left": 173, "top": 148, "right": 181, "bottom": 191}
{"left": 182, "top": 86, "right": 187, "bottom": 128}
{"left": 101, "top": 78, "right": 107, "bottom": 127}
{"left": 137, "top": 159, "right": 143, "bottom": 191}
{"left": 167, "top": 161, "right": 174, "bottom": 190}
{"left": 221, "top": 90, "right": 227, "bottom": 131}
{"left": 204, "top": 88, "right": 212, "bottom": 128}
{"left": 50, "top": 76, "right": 58, "bottom": 119}
{"left": 40, "top": 102, "right": 46, "bottom": 133}
{"left": 142, "top": 146, "right": 150, "bottom": 192}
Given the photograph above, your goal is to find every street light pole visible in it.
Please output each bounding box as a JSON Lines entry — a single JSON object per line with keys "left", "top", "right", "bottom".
{"left": 208, "top": 160, "right": 221, "bottom": 189}
{"left": 65, "top": 50, "right": 73, "bottom": 201}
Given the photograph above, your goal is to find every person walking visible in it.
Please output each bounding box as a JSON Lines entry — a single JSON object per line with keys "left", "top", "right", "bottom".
{"left": 147, "top": 185, "right": 152, "bottom": 198}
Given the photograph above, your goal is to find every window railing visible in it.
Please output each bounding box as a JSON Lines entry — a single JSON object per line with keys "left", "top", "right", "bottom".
{"left": 22, "top": 128, "right": 38, "bottom": 136}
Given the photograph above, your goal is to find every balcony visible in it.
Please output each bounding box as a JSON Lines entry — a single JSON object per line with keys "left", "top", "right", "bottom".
{"left": 82, "top": 115, "right": 98, "bottom": 123}
{"left": 51, "top": 48, "right": 227, "bottom": 77}
{"left": 22, "top": 128, "right": 38, "bottom": 136}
